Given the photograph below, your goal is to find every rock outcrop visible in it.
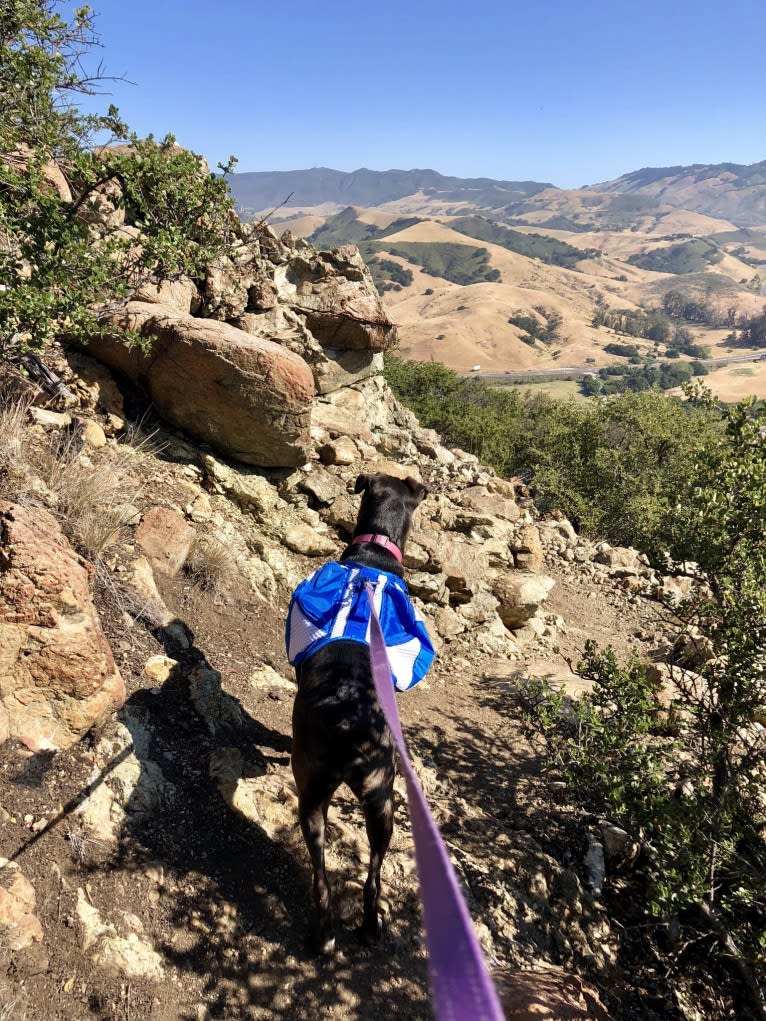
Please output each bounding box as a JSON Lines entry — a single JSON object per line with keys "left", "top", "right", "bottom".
{"left": 0, "top": 501, "right": 125, "bottom": 750}
{"left": 72, "top": 178, "right": 400, "bottom": 467}
{"left": 93, "top": 303, "right": 315, "bottom": 467}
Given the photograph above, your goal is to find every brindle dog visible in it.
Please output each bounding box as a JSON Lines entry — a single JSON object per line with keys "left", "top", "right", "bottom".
{"left": 290, "top": 472, "right": 429, "bottom": 953}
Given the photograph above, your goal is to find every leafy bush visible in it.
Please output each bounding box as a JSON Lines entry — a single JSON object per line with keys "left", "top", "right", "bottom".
{"left": 524, "top": 395, "right": 766, "bottom": 1016}
{"left": 449, "top": 215, "right": 591, "bottom": 268}
{"left": 628, "top": 238, "right": 724, "bottom": 274}
{"left": 0, "top": 1, "right": 237, "bottom": 357}
{"left": 727, "top": 306, "right": 766, "bottom": 348}
{"left": 384, "top": 355, "right": 720, "bottom": 554}
{"left": 368, "top": 257, "right": 413, "bottom": 292}
{"left": 604, "top": 342, "right": 641, "bottom": 358}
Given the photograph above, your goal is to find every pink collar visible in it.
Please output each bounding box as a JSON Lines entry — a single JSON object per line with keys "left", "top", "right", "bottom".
{"left": 351, "top": 533, "right": 403, "bottom": 563}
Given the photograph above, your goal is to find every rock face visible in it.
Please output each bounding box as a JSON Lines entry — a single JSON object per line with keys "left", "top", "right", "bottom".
{"left": 94, "top": 302, "right": 315, "bottom": 467}
{"left": 75, "top": 210, "right": 398, "bottom": 465}
{"left": 0, "top": 502, "right": 125, "bottom": 751}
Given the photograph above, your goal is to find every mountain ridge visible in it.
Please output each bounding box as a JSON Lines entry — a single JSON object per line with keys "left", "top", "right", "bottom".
{"left": 228, "top": 160, "right": 766, "bottom": 228}
{"left": 229, "top": 166, "right": 553, "bottom": 215}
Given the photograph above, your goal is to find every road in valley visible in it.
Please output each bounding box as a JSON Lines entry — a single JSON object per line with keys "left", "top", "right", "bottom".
{"left": 474, "top": 352, "right": 765, "bottom": 385}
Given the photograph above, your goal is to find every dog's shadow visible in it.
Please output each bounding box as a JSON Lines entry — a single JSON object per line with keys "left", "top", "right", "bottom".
{"left": 97, "top": 616, "right": 431, "bottom": 1020}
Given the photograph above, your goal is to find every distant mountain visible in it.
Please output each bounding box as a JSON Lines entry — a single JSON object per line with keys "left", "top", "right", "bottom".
{"left": 228, "top": 161, "right": 766, "bottom": 229}
{"left": 227, "top": 167, "right": 552, "bottom": 215}
{"left": 588, "top": 160, "right": 766, "bottom": 228}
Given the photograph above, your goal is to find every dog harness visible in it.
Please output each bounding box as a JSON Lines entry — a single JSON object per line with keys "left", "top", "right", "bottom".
{"left": 285, "top": 561, "right": 435, "bottom": 691}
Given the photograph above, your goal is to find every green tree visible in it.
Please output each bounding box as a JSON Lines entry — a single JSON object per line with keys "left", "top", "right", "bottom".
{"left": 0, "top": 1, "right": 237, "bottom": 356}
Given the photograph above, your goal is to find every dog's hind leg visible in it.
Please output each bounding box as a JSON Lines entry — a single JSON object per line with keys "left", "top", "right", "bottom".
{"left": 298, "top": 791, "right": 335, "bottom": 954}
{"left": 354, "top": 775, "right": 395, "bottom": 945}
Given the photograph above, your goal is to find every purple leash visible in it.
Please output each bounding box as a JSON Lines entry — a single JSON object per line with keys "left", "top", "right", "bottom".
{"left": 364, "top": 582, "right": 505, "bottom": 1021}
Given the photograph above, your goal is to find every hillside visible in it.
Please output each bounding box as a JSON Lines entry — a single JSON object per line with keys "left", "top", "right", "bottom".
{"left": 0, "top": 345, "right": 716, "bottom": 1021}
{"left": 227, "top": 164, "right": 766, "bottom": 393}
{"left": 228, "top": 161, "right": 766, "bottom": 228}
{"left": 286, "top": 207, "right": 766, "bottom": 389}
{"left": 588, "top": 160, "right": 766, "bottom": 228}
{"left": 3, "top": 9, "right": 764, "bottom": 1020}
{"left": 229, "top": 167, "right": 551, "bottom": 219}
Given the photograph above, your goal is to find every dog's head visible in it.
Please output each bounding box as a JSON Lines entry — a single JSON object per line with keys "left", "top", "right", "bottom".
{"left": 353, "top": 473, "right": 429, "bottom": 550}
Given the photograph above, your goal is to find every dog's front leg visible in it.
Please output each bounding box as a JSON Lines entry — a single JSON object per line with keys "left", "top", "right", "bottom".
{"left": 299, "top": 794, "right": 335, "bottom": 954}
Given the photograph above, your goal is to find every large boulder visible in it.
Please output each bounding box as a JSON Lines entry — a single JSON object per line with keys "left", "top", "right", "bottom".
{"left": 90, "top": 302, "right": 315, "bottom": 467}
{"left": 0, "top": 502, "right": 125, "bottom": 751}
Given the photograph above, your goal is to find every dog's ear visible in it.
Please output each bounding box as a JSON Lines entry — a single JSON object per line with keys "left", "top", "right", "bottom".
{"left": 354, "top": 473, "right": 373, "bottom": 495}
{"left": 405, "top": 477, "right": 430, "bottom": 505}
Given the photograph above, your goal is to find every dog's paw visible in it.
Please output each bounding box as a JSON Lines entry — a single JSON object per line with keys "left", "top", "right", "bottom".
{"left": 309, "top": 930, "right": 336, "bottom": 956}
{"left": 357, "top": 912, "right": 384, "bottom": 947}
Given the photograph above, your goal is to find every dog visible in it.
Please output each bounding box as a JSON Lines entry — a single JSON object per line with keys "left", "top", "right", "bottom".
{"left": 287, "top": 472, "right": 432, "bottom": 953}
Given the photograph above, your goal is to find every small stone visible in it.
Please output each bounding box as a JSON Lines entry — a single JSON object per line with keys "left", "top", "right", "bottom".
{"left": 142, "top": 655, "right": 178, "bottom": 684}
{"left": 78, "top": 418, "right": 107, "bottom": 448}
{"left": 29, "top": 407, "right": 72, "bottom": 428}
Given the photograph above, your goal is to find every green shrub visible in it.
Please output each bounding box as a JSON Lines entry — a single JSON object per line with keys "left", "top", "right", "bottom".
{"left": 628, "top": 238, "right": 724, "bottom": 274}
{"left": 385, "top": 355, "right": 720, "bottom": 555}
{"left": 449, "top": 215, "right": 590, "bottom": 268}
{"left": 375, "top": 241, "right": 501, "bottom": 285}
{"left": 0, "top": 1, "right": 238, "bottom": 356}
{"left": 524, "top": 396, "right": 766, "bottom": 1016}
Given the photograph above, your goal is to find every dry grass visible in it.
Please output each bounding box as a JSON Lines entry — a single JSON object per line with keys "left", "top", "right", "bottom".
{"left": 0, "top": 390, "right": 32, "bottom": 496}
{"left": 184, "top": 532, "right": 238, "bottom": 596}
{"left": 34, "top": 429, "right": 149, "bottom": 563}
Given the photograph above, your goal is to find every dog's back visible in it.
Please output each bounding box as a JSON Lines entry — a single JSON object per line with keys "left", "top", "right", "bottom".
{"left": 292, "top": 639, "right": 394, "bottom": 799}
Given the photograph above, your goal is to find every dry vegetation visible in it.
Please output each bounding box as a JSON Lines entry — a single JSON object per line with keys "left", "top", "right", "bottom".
{"left": 273, "top": 198, "right": 766, "bottom": 399}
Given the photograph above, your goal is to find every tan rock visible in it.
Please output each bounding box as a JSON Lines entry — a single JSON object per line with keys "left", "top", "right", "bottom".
{"left": 92, "top": 302, "right": 314, "bottom": 467}
{"left": 657, "top": 574, "right": 697, "bottom": 606}
{"left": 282, "top": 522, "right": 336, "bottom": 557}
{"left": 77, "top": 418, "right": 107, "bottom": 449}
{"left": 132, "top": 275, "right": 199, "bottom": 313}
{"left": 298, "top": 467, "right": 345, "bottom": 507}
{"left": 63, "top": 352, "right": 126, "bottom": 417}
{"left": 76, "top": 889, "right": 164, "bottom": 980}
{"left": 127, "top": 556, "right": 173, "bottom": 626}
{"left": 318, "top": 436, "right": 359, "bottom": 466}
{"left": 323, "top": 493, "right": 358, "bottom": 535}
{"left": 135, "top": 506, "right": 195, "bottom": 577}
{"left": 492, "top": 571, "right": 556, "bottom": 630}
{"left": 496, "top": 964, "right": 612, "bottom": 1019}
{"left": 459, "top": 485, "right": 522, "bottom": 523}
{"left": 286, "top": 245, "right": 397, "bottom": 352}
{"left": 512, "top": 524, "right": 545, "bottom": 573}
{"left": 0, "top": 502, "right": 125, "bottom": 751}
{"left": 312, "top": 348, "right": 382, "bottom": 395}
{"left": 645, "top": 662, "right": 708, "bottom": 708}
{"left": 142, "top": 655, "right": 178, "bottom": 684}
{"left": 594, "top": 543, "right": 648, "bottom": 576}
{"left": 200, "top": 455, "right": 284, "bottom": 517}
{"left": 0, "top": 864, "right": 44, "bottom": 950}
{"left": 28, "top": 407, "right": 72, "bottom": 428}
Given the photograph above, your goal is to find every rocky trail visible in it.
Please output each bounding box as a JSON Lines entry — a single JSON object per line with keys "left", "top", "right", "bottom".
{"left": 0, "top": 348, "right": 696, "bottom": 1021}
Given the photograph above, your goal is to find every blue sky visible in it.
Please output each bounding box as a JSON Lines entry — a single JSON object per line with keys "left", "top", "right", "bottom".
{"left": 73, "top": 0, "right": 765, "bottom": 189}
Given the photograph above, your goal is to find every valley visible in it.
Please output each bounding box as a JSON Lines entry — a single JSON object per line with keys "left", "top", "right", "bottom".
{"left": 231, "top": 164, "right": 766, "bottom": 402}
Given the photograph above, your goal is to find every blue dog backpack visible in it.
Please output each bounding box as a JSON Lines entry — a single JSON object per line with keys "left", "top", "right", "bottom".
{"left": 285, "top": 561, "right": 435, "bottom": 691}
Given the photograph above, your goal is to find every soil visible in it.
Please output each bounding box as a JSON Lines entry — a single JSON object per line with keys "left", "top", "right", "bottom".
{"left": 0, "top": 553, "right": 683, "bottom": 1021}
